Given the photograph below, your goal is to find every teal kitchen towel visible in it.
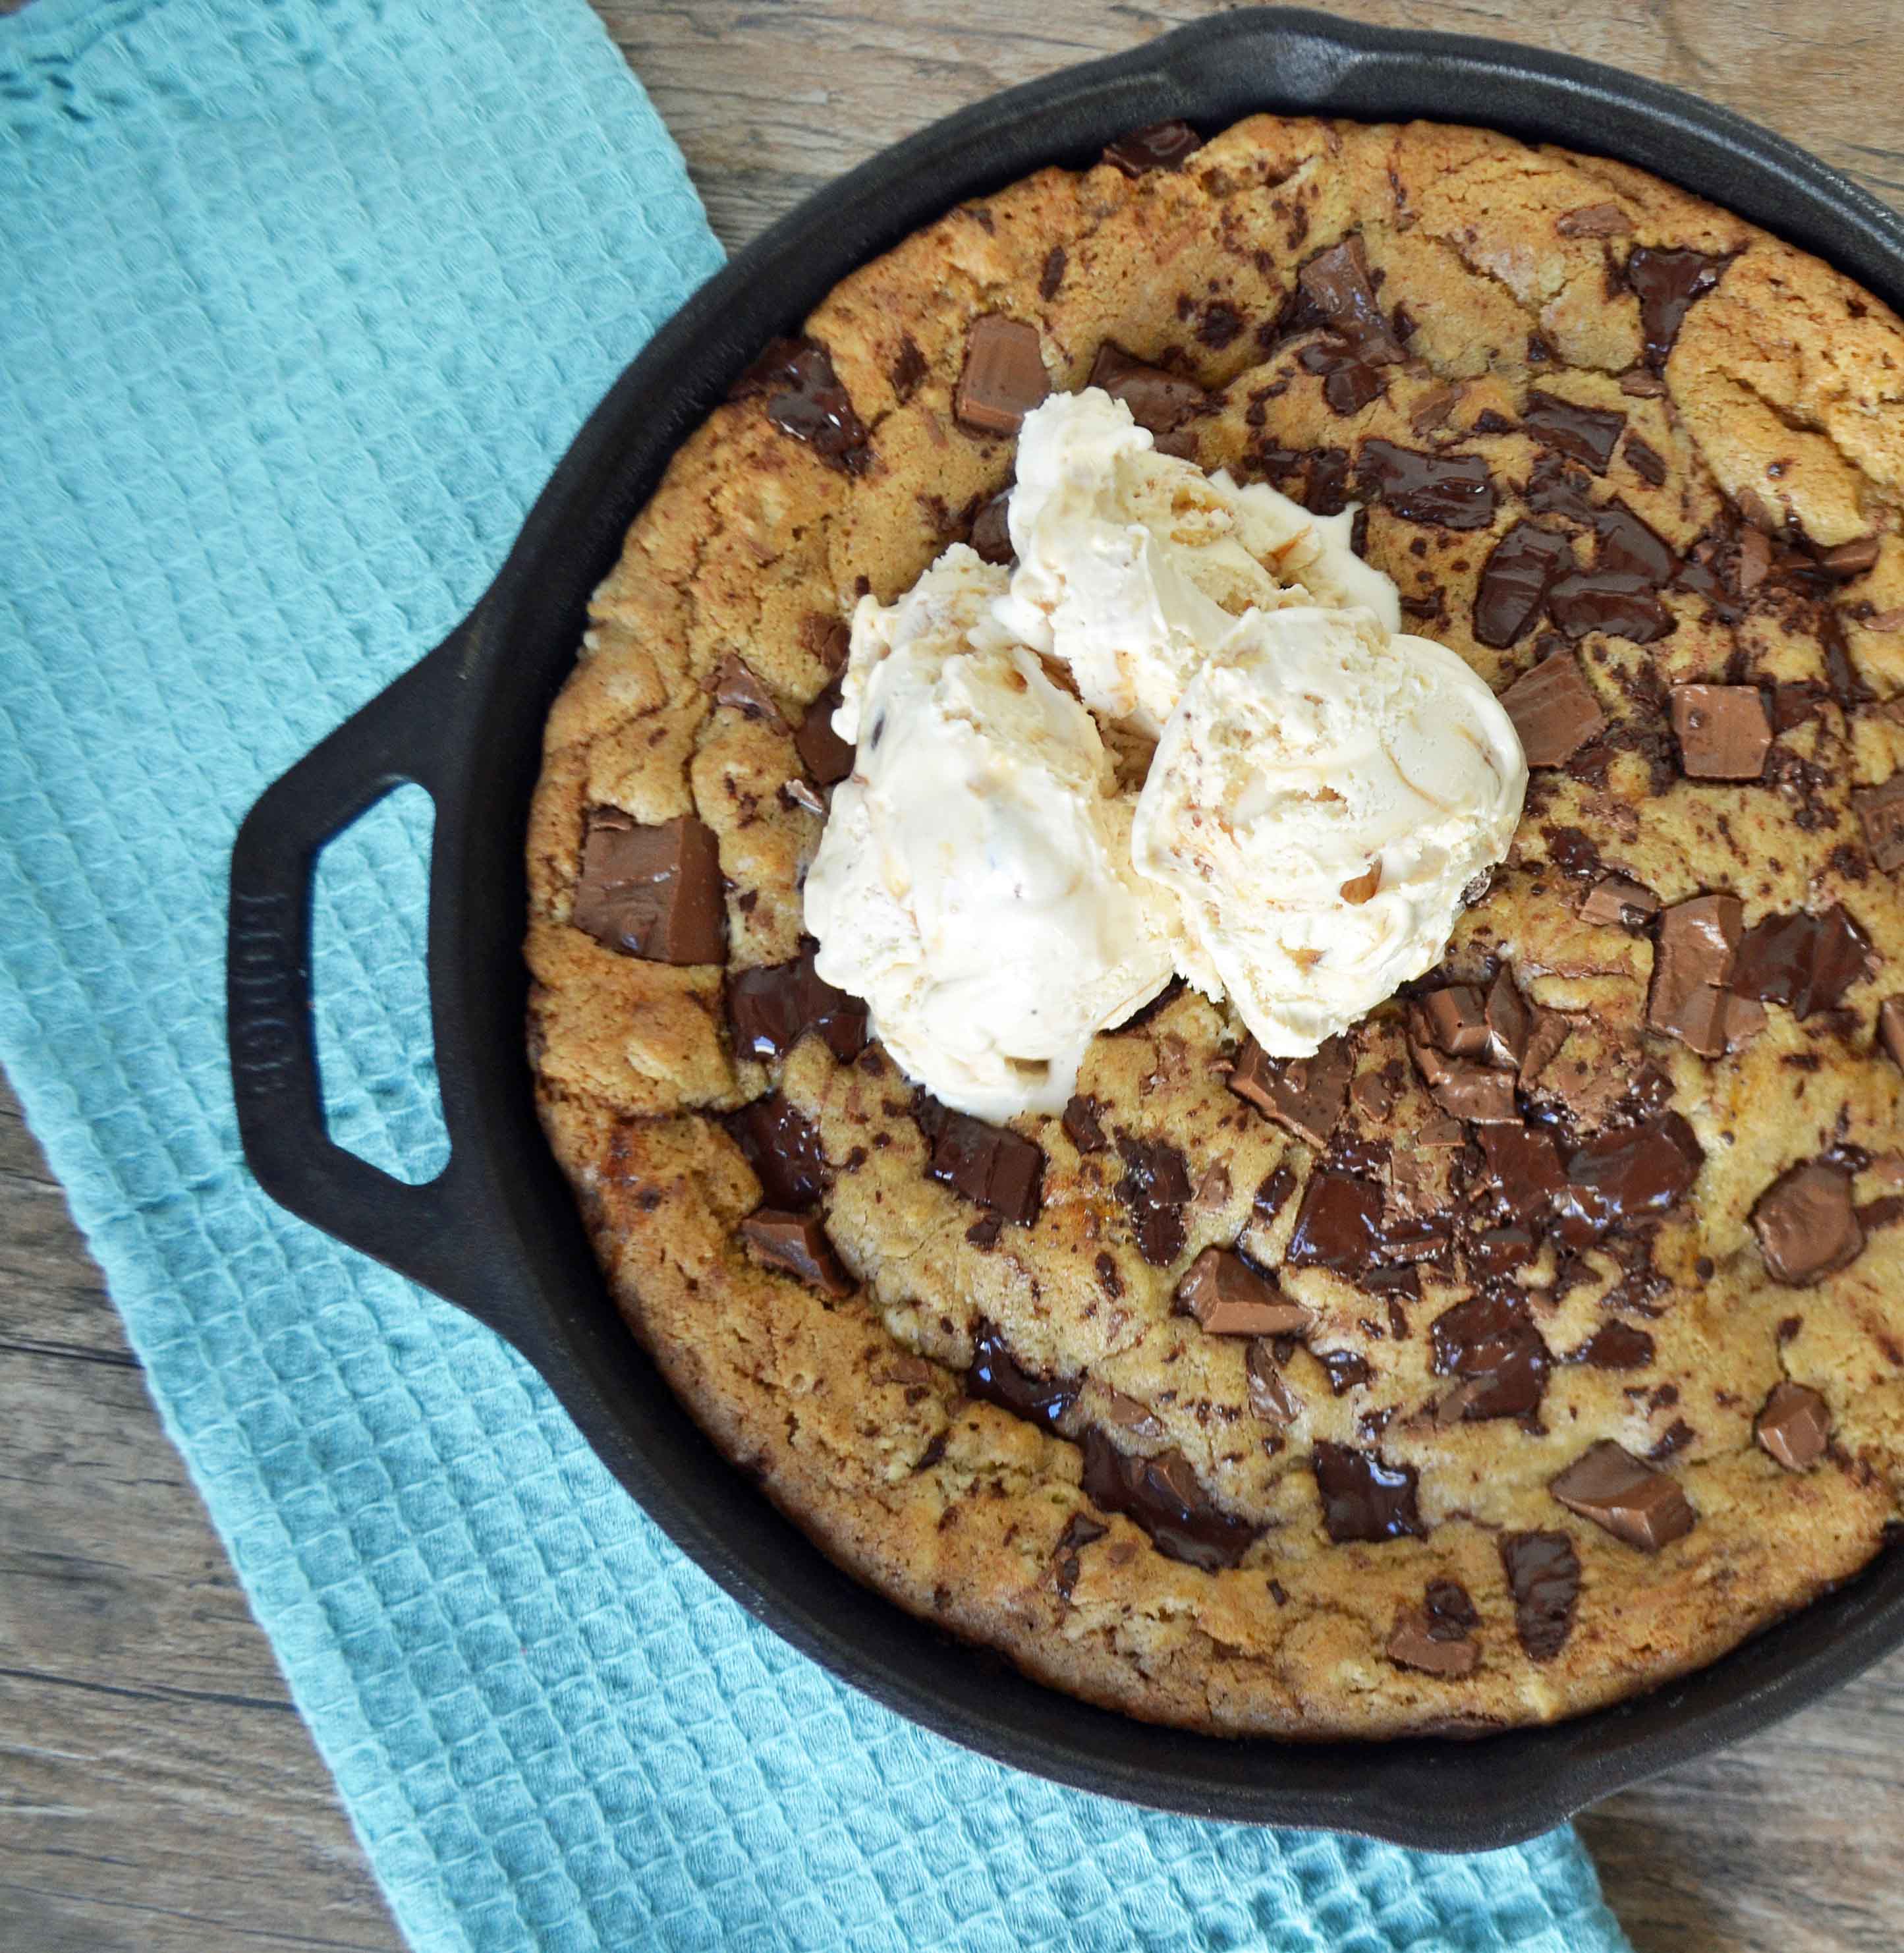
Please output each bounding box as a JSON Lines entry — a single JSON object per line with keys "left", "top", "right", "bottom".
{"left": 0, "top": 1, "right": 1633, "bottom": 1948}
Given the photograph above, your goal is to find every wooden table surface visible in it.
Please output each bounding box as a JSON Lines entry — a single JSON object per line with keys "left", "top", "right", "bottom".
{"left": 6, "top": 3, "right": 1904, "bottom": 1948}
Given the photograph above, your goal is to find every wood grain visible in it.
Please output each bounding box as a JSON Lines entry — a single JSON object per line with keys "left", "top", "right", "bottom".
{"left": 5, "top": 3, "right": 1904, "bottom": 1950}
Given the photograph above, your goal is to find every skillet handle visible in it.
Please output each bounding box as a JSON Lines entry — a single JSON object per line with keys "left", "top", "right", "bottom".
{"left": 227, "top": 629, "right": 505, "bottom": 1314}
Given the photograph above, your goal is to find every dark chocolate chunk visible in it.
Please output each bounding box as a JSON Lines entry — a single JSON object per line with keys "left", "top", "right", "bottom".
{"left": 1387, "top": 1610, "right": 1478, "bottom": 1676}
{"left": 1546, "top": 569, "right": 1673, "bottom": 644}
{"left": 890, "top": 335, "right": 928, "bottom": 403}
{"left": 1469, "top": 1226, "right": 1538, "bottom": 1280}
{"left": 1300, "top": 339, "right": 1387, "bottom": 418}
{"left": 1430, "top": 1293, "right": 1550, "bottom": 1420}
{"left": 1623, "top": 434, "right": 1668, "bottom": 487}
{"left": 1522, "top": 390, "right": 1627, "bottom": 474}
{"left": 1853, "top": 774, "right": 1904, "bottom": 872}
{"left": 1499, "top": 1531, "right": 1581, "bottom": 1660}
{"left": 1478, "top": 1124, "right": 1567, "bottom": 1222}
{"left": 711, "top": 654, "right": 781, "bottom": 720}
{"left": 1317, "top": 1348, "right": 1372, "bottom": 1395}
{"left": 1422, "top": 985, "right": 1490, "bottom": 1057}
{"left": 1079, "top": 1429, "right": 1258, "bottom": 1570}
{"left": 1114, "top": 1132, "right": 1194, "bottom": 1266}
{"left": 1355, "top": 439, "right": 1497, "bottom": 529}
{"left": 1671, "top": 684, "right": 1772, "bottom": 780}
{"left": 1557, "top": 201, "right": 1633, "bottom": 238}
{"left": 966, "top": 1321, "right": 1077, "bottom": 1432}
{"left": 1881, "top": 996, "right": 1904, "bottom": 1071}
{"left": 1062, "top": 1093, "right": 1108, "bottom": 1156}
{"left": 954, "top": 316, "right": 1049, "bottom": 436}
{"left": 1576, "top": 1320, "right": 1656, "bottom": 1369}
{"left": 1051, "top": 1510, "right": 1107, "bottom": 1600}
{"left": 1581, "top": 873, "right": 1661, "bottom": 927}
{"left": 918, "top": 1100, "right": 1044, "bottom": 1226}
{"left": 1297, "top": 236, "right": 1407, "bottom": 362}
{"left": 572, "top": 809, "right": 725, "bottom": 965}
{"left": 1101, "top": 119, "right": 1203, "bottom": 177}
{"left": 801, "top": 609, "right": 851, "bottom": 673}
{"left": 1312, "top": 1442, "right": 1426, "bottom": 1544}
{"left": 1649, "top": 893, "right": 1763, "bottom": 1058}
{"left": 1088, "top": 342, "right": 1208, "bottom": 453}
{"left": 1254, "top": 1164, "right": 1299, "bottom": 1225}
{"left": 1287, "top": 1172, "right": 1384, "bottom": 1274}
{"left": 1819, "top": 535, "right": 1882, "bottom": 579}
{"left": 1499, "top": 652, "right": 1608, "bottom": 766}
{"left": 1755, "top": 1380, "right": 1831, "bottom": 1470}
{"left": 1550, "top": 1440, "right": 1696, "bottom": 1550}
{"left": 968, "top": 490, "right": 1013, "bottom": 565}
{"left": 1555, "top": 1114, "right": 1703, "bottom": 1244}
{"left": 1426, "top": 1579, "right": 1481, "bottom": 1638}
{"left": 727, "top": 944, "right": 868, "bottom": 1064}
{"left": 1038, "top": 245, "right": 1068, "bottom": 302}
{"left": 726, "top": 1093, "right": 829, "bottom": 1210}
{"left": 1752, "top": 1160, "right": 1864, "bottom": 1285}
{"left": 739, "top": 1208, "right": 853, "bottom": 1296}
{"left": 1474, "top": 521, "right": 1574, "bottom": 648}
{"left": 731, "top": 336, "right": 872, "bottom": 474}
{"left": 795, "top": 679, "right": 854, "bottom": 786}
{"left": 1245, "top": 1341, "right": 1300, "bottom": 1426}
{"left": 1730, "top": 905, "right": 1875, "bottom": 1019}
{"left": 1177, "top": 1247, "right": 1310, "bottom": 1336}
{"left": 1227, "top": 1036, "right": 1353, "bottom": 1148}
{"left": 1625, "top": 246, "right": 1729, "bottom": 370}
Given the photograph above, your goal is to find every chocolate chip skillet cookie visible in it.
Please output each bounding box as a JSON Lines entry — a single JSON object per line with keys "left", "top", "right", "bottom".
{"left": 526, "top": 113, "right": 1904, "bottom": 1738}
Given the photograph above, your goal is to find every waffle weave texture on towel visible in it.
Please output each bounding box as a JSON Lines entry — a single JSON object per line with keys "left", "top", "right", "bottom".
{"left": 0, "top": 1, "right": 1633, "bottom": 1948}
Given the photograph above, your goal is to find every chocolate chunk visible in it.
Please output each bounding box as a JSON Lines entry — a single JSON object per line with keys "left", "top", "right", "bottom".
{"left": 1519, "top": 1009, "right": 1574, "bottom": 1085}
{"left": 1499, "top": 1531, "right": 1581, "bottom": 1660}
{"left": 968, "top": 490, "right": 1013, "bottom": 565}
{"left": 1671, "top": 684, "right": 1772, "bottom": 780}
{"left": 918, "top": 1100, "right": 1044, "bottom": 1226}
{"left": 1546, "top": 569, "right": 1673, "bottom": 644}
{"left": 1312, "top": 1442, "right": 1426, "bottom": 1544}
{"left": 1426, "top": 1579, "right": 1481, "bottom": 1638}
{"left": 1550, "top": 1440, "right": 1696, "bottom": 1550}
{"left": 1853, "top": 774, "right": 1904, "bottom": 872}
{"left": 1254, "top": 1164, "right": 1299, "bottom": 1225}
{"left": 1730, "top": 905, "right": 1875, "bottom": 1018}
{"left": 1649, "top": 893, "right": 1763, "bottom": 1058}
{"left": 1317, "top": 1349, "right": 1372, "bottom": 1395}
{"left": 1499, "top": 652, "right": 1607, "bottom": 766}
{"left": 1088, "top": 343, "right": 1208, "bottom": 452}
{"left": 1416, "top": 1052, "right": 1519, "bottom": 1124}
{"left": 1038, "top": 244, "right": 1069, "bottom": 303}
{"left": 1478, "top": 1124, "right": 1566, "bottom": 1222}
{"left": 726, "top": 1093, "right": 829, "bottom": 1210}
{"left": 1474, "top": 521, "right": 1574, "bottom": 648}
{"left": 1114, "top": 1133, "right": 1194, "bottom": 1266}
{"left": 1577, "top": 1320, "right": 1656, "bottom": 1369}
{"left": 1423, "top": 985, "right": 1490, "bottom": 1057}
{"left": 572, "top": 809, "right": 725, "bottom": 965}
{"left": 1409, "top": 382, "right": 1461, "bottom": 435}
{"left": 1387, "top": 1610, "right": 1478, "bottom": 1676}
{"left": 1620, "top": 369, "right": 1669, "bottom": 397}
{"left": 1297, "top": 236, "right": 1407, "bottom": 362}
{"left": 967, "top": 1321, "right": 1077, "bottom": 1431}
{"left": 1882, "top": 997, "right": 1904, "bottom": 1071}
{"left": 1625, "top": 247, "right": 1729, "bottom": 370}
{"left": 1581, "top": 874, "right": 1661, "bottom": 926}
{"left": 1061, "top": 1093, "right": 1107, "bottom": 1155}
{"left": 1051, "top": 1510, "right": 1107, "bottom": 1600}
{"left": 1469, "top": 1226, "right": 1538, "bottom": 1279}
{"left": 728, "top": 944, "right": 868, "bottom": 1064}
{"left": 795, "top": 679, "right": 854, "bottom": 786}
{"left": 1287, "top": 1172, "right": 1384, "bottom": 1274}
{"left": 1430, "top": 1293, "right": 1550, "bottom": 1420}
{"left": 1484, "top": 971, "right": 1532, "bottom": 1071}
{"left": 1752, "top": 1160, "right": 1864, "bottom": 1285}
{"left": 1300, "top": 339, "right": 1387, "bottom": 418}
{"left": 801, "top": 610, "right": 851, "bottom": 674}
{"left": 1623, "top": 435, "right": 1668, "bottom": 487}
{"left": 1227, "top": 1035, "right": 1353, "bottom": 1148}
{"left": 731, "top": 336, "right": 872, "bottom": 474}
{"left": 1101, "top": 119, "right": 1203, "bottom": 177}
{"left": 711, "top": 654, "right": 781, "bottom": 720}
{"left": 1755, "top": 1380, "right": 1831, "bottom": 1470}
{"left": 1522, "top": 390, "right": 1627, "bottom": 474}
{"left": 890, "top": 335, "right": 928, "bottom": 403}
{"left": 1355, "top": 439, "right": 1497, "bottom": 529}
{"left": 1177, "top": 1247, "right": 1310, "bottom": 1336}
{"left": 1080, "top": 1429, "right": 1258, "bottom": 1570}
{"left": 739, "top": 1209, "right": 853, "bottom": 1296}
{"left": 1096, "top": 1388, "right": 1163, "bottom": 1441}
{"left": 954, "top": 316, "right": 1049, "bottom": 436}
{"left": 1245, "top": 1342, "right": 1300, "bottom": 1425}
{"left": 1557, "top": 202, "right": 1633, "bottom": 237}
{"left": 1555, "top": 1114, "right": 1703, "bottom": 1243}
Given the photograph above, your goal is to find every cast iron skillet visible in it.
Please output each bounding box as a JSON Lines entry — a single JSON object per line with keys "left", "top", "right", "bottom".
{"left": 227, "top": 7, "right": 1904, "bottom": 1850}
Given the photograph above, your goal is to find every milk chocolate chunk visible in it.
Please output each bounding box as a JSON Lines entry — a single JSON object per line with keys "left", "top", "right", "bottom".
{"left": 1485, "top": 972, "right": 1532, "bottom": 1071}
{"left": 1246, "top": 1341, "right": 1301, "bottom": 1426}
{"left": 731, "top": 336, "right": 871, "bottom": 474}
{"left": 1522, "top": 390, "right": 1627, "bottom": 474}
{"left": 1474, "top": 522, "right": 1573, "bottom": 648}
{"left": 726, "top": 1093, "right": 829, "bottom": 1210}
{"left": 1096, "top": 1388, "right": 1165, "bottom": 1441}
{"left": 1430, "top": 1293, "right": 1550, "bottom": 1420}
{"left": 1101, "top": 119, "right": 1204, "bottom": 177}
{"left": 1079, "top": 1430, "right": 1258, "bottom": 1571}
{"left": 1555, "top": 1114, "right": 1703, "bottom": 1243}
{"left": 711, "top": 654, "right": 781, "bottom": 720}
{"left": 1051, "top": 1512, "right": 1108, "bottom": 1600}
{"left": 1478, "top": 1124, "right": 1567, "bottom": 1221}
{"left": 1499, "top": 1531, "right": 1581, "bottom": 1660}
{"left": 1625, "top": 246, "right": 1729, "bottom": 370}
{"left": 1577, "top": 1320, "right": 1656, "bottom": 1369}
{"left": 1623, "top": 434, "right": 1668, "bottom": 487}
{"left": 572, "top": 809, "right": 725, "bottom": 964}
{"left": 1115, "top": 1133, "right": 1194, "bottom": 1265}
{"left": 739, "top": 1209, "right": 853, "bottom": 1297}
{"left": 1818, "top": 534, "right": 1882, "bottom": 579}
{"left": 1088, "top": 343, "right": 1208, "bottom": 454}
{"left": 1420, "top": 1055, "right": 1519, "bottom": 1124}
{"left": 1499, "top": 652, "right": 1607, "bottom": 766}
{"left": 1649, "top": 892, "right": 1762, "bottom": 1058}
{"left": 1387, "top": 1610, "right": 1478, "bottom": 1677}
{"left": 1177, "top": 1247, "right": 1310, "bottom": 1336}
{"left": 1312, "top": 1442, "right": 1426, "bottom": 1544}
{"left": 727, "top": 944, "right": 868, "bottom": 1063}
{"left": 1423, "top": 985, "right": 1490, "bottom": 1057}
{"left": 1287, "top": 1172, "right": 1384, "bottom": 1274}
{"left": 954, "top": 316, "right": 1049, "bottom": 436}
{"left": 968, "top": 490, "right": 1013, "bottom": 565}
{"left": 918, "top": 1100, "right": 1044, "bottom": 1226}
{"left": 967, "top": 1320, "right": 1076, "bottom": 1432}
{"left": 1752, "top": 1160, "right": 1864, "bottom": 1285}
{"left": 795, "top": 679, "right": 854, "bottom": 786}
{"left": 1062, "top": 1093, "right": 1108, "bottom": 1155}
{"left": 1671, "top": 684, "right": 1772, "bottom": 779}
{"left": 1581, "top": 874, "right": 1660, "bottom": 927}
{"left": 1354, "top": 440, "right": 1496, "bottom": 528}
{"left": 1227, "top": 1035, "right": 1352, "bottom": 1148}
{"left": 1853, "top": 774, "right": 1904, "bottom": 872}
{"left": 1297, "top": 236, "right": 1407, "bottom": 362}
{"left": 1730, "top": 905, "right": 1875, "bottom": 1018}
{"left": 1881, "top": 997, "right": 1904, "bottom": 1071}
{"left": 1550, "top": 1440, "right": 1695, "bottom": 1550}
{"left": 1755, "top": 1380, "right": 1831, "bottom": 1470}
{"left": 1556, "top": 201, "right": 1633, "bottom": 237}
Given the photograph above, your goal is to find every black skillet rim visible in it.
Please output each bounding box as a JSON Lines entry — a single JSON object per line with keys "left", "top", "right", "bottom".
{"left": 228, "top": 6, "right": 1904, "bottom": 1852}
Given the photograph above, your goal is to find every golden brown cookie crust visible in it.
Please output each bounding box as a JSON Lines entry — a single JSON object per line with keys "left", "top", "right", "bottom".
{"left": 526, "top": 115, "right": 1904, "bottom": 1738}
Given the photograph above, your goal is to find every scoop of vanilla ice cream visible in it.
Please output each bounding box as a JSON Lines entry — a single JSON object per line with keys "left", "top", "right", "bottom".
{"left": 992, "top": 389, "right": 1400, "bottom": 739}
{"left": 1131, "top": 604, "right": 1526, "bottom": 1057}
{"left": 805, "top": 547, "right": 1177, "bottom": 1122}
